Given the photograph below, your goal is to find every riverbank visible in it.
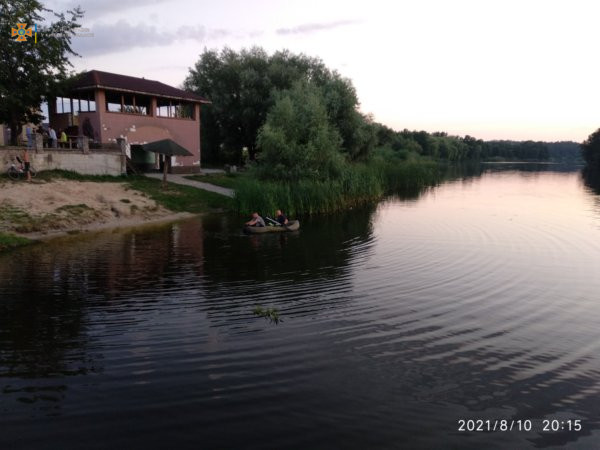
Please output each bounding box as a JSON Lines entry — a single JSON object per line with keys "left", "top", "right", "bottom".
{"left": 0, "top": 171, "right": 231, "bottom": 251}
{"left": 0, "top": 232, "right": 33, "bottom": 252}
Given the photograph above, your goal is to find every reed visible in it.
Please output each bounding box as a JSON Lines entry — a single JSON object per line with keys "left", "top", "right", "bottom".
{"left": 253, "top": 306, "right": 281, "bottom": 324}
{"left": 234, "top": 158, "right": 439, "bottom": 215}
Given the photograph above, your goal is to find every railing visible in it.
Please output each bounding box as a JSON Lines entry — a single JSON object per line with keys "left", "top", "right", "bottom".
{"left": 1, "top": 138, "right": 122, "bottom": 153}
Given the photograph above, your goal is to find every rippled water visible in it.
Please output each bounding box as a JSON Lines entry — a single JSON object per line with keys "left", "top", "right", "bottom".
{"left": 2, "top": 165, "right": 600, "bottom": 449}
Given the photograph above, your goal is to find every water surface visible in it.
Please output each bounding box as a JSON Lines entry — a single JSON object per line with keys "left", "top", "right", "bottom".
{"left": 2, "top": 165, "right": 600, "bottom": 449}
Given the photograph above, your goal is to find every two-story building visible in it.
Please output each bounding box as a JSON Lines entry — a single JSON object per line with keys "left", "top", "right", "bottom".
{"left": 48, "top": 70, "right": 210, "bottom": 172}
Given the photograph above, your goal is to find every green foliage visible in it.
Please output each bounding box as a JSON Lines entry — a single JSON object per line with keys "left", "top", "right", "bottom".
{"left": 256, "top": 81, "right": 345, "bottom": 181}
{"left": 373, "top": 159, "right": 440, "bottom": 195}
{"left": 484, "top": 140, "right": 550, "bottom": 161}
{"left": 34, "top": 169, "right": 127, "bottom": 182}
{"left": 0, "top": 232, "right": 33, "bottom": 252}
{"left": 185, "top": 172, "right": 244, "bottom": 189}
{"left": 126, "top": 176, "right": 231, "bottom": 213}
{"left": 0, "top": 0, "right": 83, "bottom": 144}
{"left": 0, "top": 201, "right": 100, "bottom": 234}
{"left": 582, "top": 166, "right": 600, "bottom": 195}
{"left": 184, "top": 47, "right": 376, "bottom": 163}
{"left": 581, "top": 129, "right": 600, "bottom": 167}
{"left": 252, "top": 306, "right": 281, "bottom": 324}
{"left": 546, "top": 141, "right": 582, "bottom": 162}
{"left": 374, "top": 123, "right": 575, "bottom": 162}
{"left": 234, "top": 159, "right": 441, "bottom": 216}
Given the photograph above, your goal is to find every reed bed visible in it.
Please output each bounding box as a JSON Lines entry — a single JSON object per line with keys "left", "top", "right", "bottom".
{"left": 234, "top": 159, "right": 440, "bottom": 215}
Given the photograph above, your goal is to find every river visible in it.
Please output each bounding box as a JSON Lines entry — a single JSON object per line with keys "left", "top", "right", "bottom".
{"left": 2, "top": 164, "right": 600, "bottom": 449}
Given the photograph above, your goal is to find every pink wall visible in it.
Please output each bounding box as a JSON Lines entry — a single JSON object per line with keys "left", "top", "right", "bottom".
{"left": 50, "top": 89, "right": 202, "bottom": 171}
{"left": 95, "top": 89, "right": 200, "bottom": 169}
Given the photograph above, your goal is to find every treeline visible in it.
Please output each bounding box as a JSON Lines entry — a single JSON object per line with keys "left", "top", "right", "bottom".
{"left": 184, "top": 47, "right": 585, "bottom": 214}
{"left": 185, "top": 47, "right": 581, "bottom": 168}
{"left": 375, "top": 125, "right": 580, "bottom": 162}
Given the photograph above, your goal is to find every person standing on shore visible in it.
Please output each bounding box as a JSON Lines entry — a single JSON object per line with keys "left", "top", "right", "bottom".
{"left": 48, "top": 126, "right": 57, "bottom": 148}
{"left": 23, "top": 148, "right": 31, "bottom": 182}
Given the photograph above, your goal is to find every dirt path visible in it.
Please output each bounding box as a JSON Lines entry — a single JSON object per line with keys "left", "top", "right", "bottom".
{"left": 144, "top": 173, "right": 235, "bottom": 197}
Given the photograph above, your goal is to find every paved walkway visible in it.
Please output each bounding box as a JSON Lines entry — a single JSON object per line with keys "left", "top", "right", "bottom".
{"left": 145, "top": 173, "right": 235, "bottom": 198}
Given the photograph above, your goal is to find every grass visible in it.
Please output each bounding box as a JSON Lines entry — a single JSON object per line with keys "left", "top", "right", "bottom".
{"left": 127, "top": 176, "right": 231, "bottom": 213}
{"left": 0, "top": 232, "right": 33, "bottom": 252}
{"left": 34, "top": 169, "right": 126, "bottom": 183}
{"left": 375, "top": 159, "right": 441, "bottom": 193}
{"left": 0, "top": 170, "right": 232, "bottom": 240}
{"left": 185, "top": 172, "right": 245, "bottom": 189}
{"left": 20, "top": 170, "right": 232, "bottom": 214}
{"left": 235, "top": 165, "right": 383, "bottom": 216}
{"left": 234, "top": 159, "right": 440, "bottom": 216}
{"left": 0, "top": 201, "right": 102, "bottom": 234}
{"left": 0, "top": 203, "right": 41, "bottom": 233}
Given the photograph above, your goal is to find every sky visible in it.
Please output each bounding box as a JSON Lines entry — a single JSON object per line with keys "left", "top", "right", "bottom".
{"left": 44, "top": 0, "right": 600, "bottom": 142}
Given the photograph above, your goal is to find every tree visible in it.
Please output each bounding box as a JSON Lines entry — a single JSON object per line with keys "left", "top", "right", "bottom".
{"left": 320, "top": 76, "right": 376, "bottom": 161}
{"left": 581, "top": 128, "right": 600, "bottom": 168}
{"left": 256, "top": 81, "right": 344, "bottom": 181}
{"left": 184, "top": 47, "right": 375, "bottom": 163}
{"left": 0, "top": 0, "right": 82, "bottom": 144}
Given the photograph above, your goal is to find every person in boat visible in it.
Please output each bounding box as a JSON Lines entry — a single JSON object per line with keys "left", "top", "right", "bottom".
{"left": 245, "top": 212, "right": 266, "bottom": 227}
{"left": 275, "top": 209, "right": 288, "bottom": 225}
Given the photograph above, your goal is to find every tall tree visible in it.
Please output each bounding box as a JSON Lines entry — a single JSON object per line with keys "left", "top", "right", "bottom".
{"left": 581, "top": 128, "right": 600, "bottom": 168}
{"left": 256, "top": 81, "right": 344, "bottom": 181}
{"left": 184, "top": 47, "right": 375, "bottom": 163}
{"left": 0, "top": 0, "right": 82, "bottom": 144}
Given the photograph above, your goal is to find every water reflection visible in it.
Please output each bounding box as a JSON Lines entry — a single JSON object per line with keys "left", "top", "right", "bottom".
{"left": 2, "top": 164, "right": 600, "bottom": 449}
{"left": 0, "top": 207, "right": 376, "bottom": 412}
{"left": 582, "top": 166, "right": 600, "bottom": 194}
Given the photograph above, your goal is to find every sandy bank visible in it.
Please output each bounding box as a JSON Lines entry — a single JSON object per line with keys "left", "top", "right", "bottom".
{"left": 0, "top": 179, "right": 194, "bottom": 238}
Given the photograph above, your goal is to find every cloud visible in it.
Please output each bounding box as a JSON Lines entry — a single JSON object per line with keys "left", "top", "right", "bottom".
{"left": 276, "top": 19, "right": 360, "bottom": 35}
{"left": 59, "top": 0, "right": 174, "bottom": 19}
{"left": 71, "top": 20, "right": 231, "bottom": 56}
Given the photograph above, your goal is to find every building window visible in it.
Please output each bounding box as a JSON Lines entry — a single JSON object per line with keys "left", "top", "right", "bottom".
{"left": 76, "top": 92, "right": 96, "bottom": 113}
{"left": 56, "top": 97, "right": 72, "bottom": 114}
{"left": 56, "top": 93, "right": 96, "bottom": 114}
{"left": 175, "top": 103, "right": 194, "bottom": 119}
{"left": 106, "top": 91, "right": 122, "bottom": 112}
{"left": 156, "top": 98, "right": 194, "bottom": 119}
{"left": 134, "top": 95, "right": 151, "bottom": 115}
{"left": 156, "top": 98, "right": 171, "bottom": 117}
{"left": 106, "top": 91, "right": 151, "bottom": 115}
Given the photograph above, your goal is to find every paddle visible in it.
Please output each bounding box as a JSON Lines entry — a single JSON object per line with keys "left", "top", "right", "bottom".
{"left": 265, "top": 216, "right": 281, "bottom": 226}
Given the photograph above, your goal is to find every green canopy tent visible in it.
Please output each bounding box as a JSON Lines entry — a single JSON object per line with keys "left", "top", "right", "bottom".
{"left": 142, "top": 139, "right": 193, "bottom": 187}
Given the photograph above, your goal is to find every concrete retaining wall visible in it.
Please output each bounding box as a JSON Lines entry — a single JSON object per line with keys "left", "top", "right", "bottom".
{"left": 1, "top": 148, "right": 124, "bottom": 176}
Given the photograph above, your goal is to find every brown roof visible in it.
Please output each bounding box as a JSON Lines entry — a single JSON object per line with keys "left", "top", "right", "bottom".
{"left": 70, "top": 70, "right": 210, "bottom": 103}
